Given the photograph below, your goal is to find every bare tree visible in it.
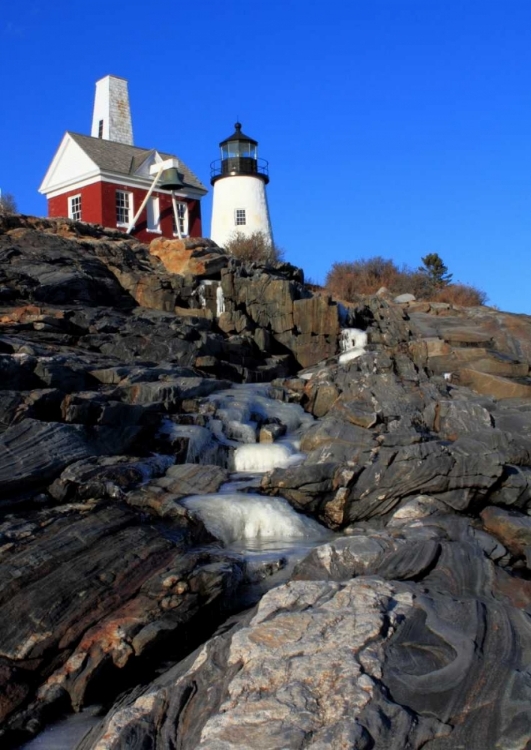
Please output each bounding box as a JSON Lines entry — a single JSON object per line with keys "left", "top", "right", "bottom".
{"left": 224, "top": 230, "right": 284, "bottom": 264}
{"left": 0, "top": 191, "right": 17, "bottom": 215}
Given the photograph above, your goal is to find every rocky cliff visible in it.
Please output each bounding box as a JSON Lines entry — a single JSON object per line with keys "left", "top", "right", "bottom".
{"left": 1, "top": 215, "right": 531, "bottom": 749}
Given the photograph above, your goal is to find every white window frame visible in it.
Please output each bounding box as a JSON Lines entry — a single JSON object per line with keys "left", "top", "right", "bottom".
{"left": 235, "top": 208, "right": 246, "bottom": 226}
{"left": 146, "top": 196, "right": 161, "bottom": 233}
{"left": 173, "top": 201, "right": 189, "bottom": 237}
{"left": 116, "top": 190, "right": 133, "bottom": 226}
{"left": 68, "top": 194, "right": 82, "bottom": 221}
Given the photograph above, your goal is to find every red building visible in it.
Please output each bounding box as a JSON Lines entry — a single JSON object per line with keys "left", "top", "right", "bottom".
{"left": 39, "top": 76, "right": 207, "bottom": 243}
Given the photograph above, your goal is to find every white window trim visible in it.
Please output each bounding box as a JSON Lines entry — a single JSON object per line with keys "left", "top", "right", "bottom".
{"left": 146, "top": 196, "right": 161, "bottom": 233}
{"left": 173, "top": 201, "right": 189, "bottom": 238}
{"left": 235, "top": 208, "right": 246, "bottom": 226}
{"left": 68, "top": 194, "right": 82, "bottom": 221}
{"left": 116, "top": 190, "right": 133, "bottom": 227}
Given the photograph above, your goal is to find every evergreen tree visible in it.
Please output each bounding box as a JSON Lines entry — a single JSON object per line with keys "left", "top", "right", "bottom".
{"left": 420, "top": 253, "right": 453, "bottom": 288}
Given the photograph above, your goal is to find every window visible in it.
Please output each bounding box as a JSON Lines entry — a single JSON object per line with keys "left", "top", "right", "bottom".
{"left": 235, "top": 208, "right": 246, "bottom": 226}
{"left": 116, "top": 190, "right": 132, "bottom": 225}
{"left": 146, "top": 196, "right": 160, "bottom": 232}
{"left": 68, "top": 194, "right": 82, "bottom": 221}
{"left": 98, "top": 120, "right": 104, "bottom": 138}
{"left": 172, "top": 201, "right": 189, "bottom": 237}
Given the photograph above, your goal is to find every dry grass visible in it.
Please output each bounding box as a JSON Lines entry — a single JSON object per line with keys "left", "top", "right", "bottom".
{"left": 431, "top": 283, "right": 487, "bottom": 306}
{"left": 325, "top": 257, "right": 487, "bottom": 306}
{"left": 325, "top": 257, "right": 403, "bottom": 298}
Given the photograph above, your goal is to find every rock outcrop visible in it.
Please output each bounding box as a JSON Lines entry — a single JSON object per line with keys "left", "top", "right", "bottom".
{"left": 1, "top": 214, "right": 531, "bottom": 749}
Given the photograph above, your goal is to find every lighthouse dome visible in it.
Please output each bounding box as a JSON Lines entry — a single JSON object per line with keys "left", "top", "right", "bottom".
{"left": 211, "top": 122, "right": 269, "bottom": 185}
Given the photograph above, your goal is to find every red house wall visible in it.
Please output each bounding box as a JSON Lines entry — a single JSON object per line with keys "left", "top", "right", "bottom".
{"left": 48, "top": 182, "right": 104, "bottom": 225}
{"left": 47, "top": 180, "right": 203, "bottom": 243}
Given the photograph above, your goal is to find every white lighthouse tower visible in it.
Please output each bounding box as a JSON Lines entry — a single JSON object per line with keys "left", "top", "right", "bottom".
{"left": 210, "top": 123, "right": 272, "bottom": 249}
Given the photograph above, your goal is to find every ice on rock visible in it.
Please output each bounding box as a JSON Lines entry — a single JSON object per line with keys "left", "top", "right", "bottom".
{"left": 339, "top": 328, "right": 368, "bottom": 364}
{"left": 157, "top": 420, "right": 222, "bottom": 464}
{"left": 197, "top": 283, "right": 207, "bottom": 309}
{"left": 181, "top": 493, "right": 327, "bottom": 546}
{"left": 234, "top": 442, "right": 304, "bottom": 472}
{"left": 208, "top": 385, "right": 314, "bottom": 443}
{"left": 216, "top": 284, "right": 225, "bottom": 316}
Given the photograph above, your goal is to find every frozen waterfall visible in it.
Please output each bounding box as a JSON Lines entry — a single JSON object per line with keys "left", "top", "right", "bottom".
{"left": 181, "top": 493, "right": 327, "bottom": 547}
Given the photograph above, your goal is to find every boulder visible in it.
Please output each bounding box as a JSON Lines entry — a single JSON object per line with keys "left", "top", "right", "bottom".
{"left": 76, "top": 578, "right": 445, "bottom": 750}
{"left": 481, "top": 506, "right": 531, "bottom": 558}
{"left": 457, "top": 368, "right": 531, "bottom": 400}
{"left": 48, "top": 454, "right": 175, "bottom": 502}
{"left": 127, "top": 464, "right": 229, "bottom": 518}
{"left": 149, "top": 237, "right": 228, "bottom": 278}
{"left": 393, "top": 293, "right": 416, "bottom": 304}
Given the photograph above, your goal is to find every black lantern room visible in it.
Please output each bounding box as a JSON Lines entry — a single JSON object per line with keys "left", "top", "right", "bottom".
{"left": 210, "top": 123, "right": 269, "bottom": 185}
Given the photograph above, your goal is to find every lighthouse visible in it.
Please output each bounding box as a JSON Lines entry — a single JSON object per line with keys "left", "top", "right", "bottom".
{"left": 210, "top": 123, "right": 273, "bottom": 249}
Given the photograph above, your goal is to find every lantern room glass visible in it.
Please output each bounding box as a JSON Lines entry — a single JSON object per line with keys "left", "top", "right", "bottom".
{"left": 221, "top": 140, "right": 257, "bottom": 160}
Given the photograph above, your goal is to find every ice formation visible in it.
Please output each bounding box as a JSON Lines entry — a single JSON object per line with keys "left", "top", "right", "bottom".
{"left": 234, "top": 442, "right": 304, "bottom": 472}
{"left": 197, "top": 283, "right": 207, "bottom": 308}
{"left": 207, "top": 384, "right": 314, "bottom": 443}
{"left": 216, "top": 284, "right": 225, "bottom": 316}
{"left": 157, "top": 420, "right": 222, "bottom": 464}
{"left": 339, "top": 328, "right": 368, "bottom": 364}
{"left": 181, "top": 493, "right": 327, "bottom": 546}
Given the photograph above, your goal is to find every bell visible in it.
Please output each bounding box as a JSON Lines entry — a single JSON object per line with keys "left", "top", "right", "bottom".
{"left": 158, "top": 167, "right": 184, "bottom": 190}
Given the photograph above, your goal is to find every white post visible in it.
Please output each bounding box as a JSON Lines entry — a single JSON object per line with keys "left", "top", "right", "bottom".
{"left": 126, "top": 164, "right": 164, "bottom": 233}
{"left": 171, "top": 193, "right": 182, "bottom": 239}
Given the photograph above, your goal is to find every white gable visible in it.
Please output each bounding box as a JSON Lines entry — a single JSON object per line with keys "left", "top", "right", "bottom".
{"left": 39, "top": 134, "right": 100, "bottom": 195}
{"left": 134, "top": 150, "right": 164, "bottom": 178}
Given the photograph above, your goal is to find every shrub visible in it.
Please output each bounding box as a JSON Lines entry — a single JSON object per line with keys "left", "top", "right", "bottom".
{"left": 0, "top": 192, "right": 17, "bottom": 215}
{"left": 223, "top": 230, "right": 284, "bottom": 263}
{"left": 325, "top": 257, "right": 403, "bottom": 299}
{"left": 431, "top": 283, "right": 487, "bottom": 306}
{"left": 324, "top": 255, "right": 487, "bottom": 306}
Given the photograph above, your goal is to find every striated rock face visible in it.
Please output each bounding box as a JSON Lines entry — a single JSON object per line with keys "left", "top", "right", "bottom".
{"left": 81, "top": 506, "right": 531, "bottom": 750}
{"left": 405, "top": 300, "right": 531, "bottom": 398}
{"left": 220, "top": 268, "right": 348, "bottom": 369}
{"left": 77, "top": 578, "right": 443, "bottom": 750}
{"left": 0, "top": 215, "right": 353, "bottom": 381}
{"left": 0, "top": 420, "right": 141, "bottom": 499}
{"left": 0, "top": 500, "right": 239, "bottom": 737}
{"left": 2, "top": 214, "right": 531, "bottom": 748}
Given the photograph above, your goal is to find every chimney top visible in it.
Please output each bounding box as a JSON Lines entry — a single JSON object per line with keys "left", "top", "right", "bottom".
{"left": 91, "top": 75, "right": 134, "bottom": 145}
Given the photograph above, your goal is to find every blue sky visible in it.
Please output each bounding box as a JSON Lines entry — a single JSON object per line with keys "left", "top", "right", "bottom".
{"left": 1, "top": 1, "right": 530, "bottom": 313}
